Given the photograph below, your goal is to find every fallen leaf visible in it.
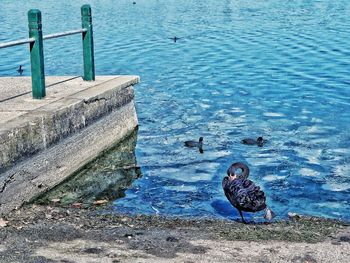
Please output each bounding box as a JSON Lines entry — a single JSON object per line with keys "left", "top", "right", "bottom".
{"left": 93, "top": 199, "right": 108, "bottom": 205}
{"left": 0, "top": 218, "right": 9, "bottom": 227}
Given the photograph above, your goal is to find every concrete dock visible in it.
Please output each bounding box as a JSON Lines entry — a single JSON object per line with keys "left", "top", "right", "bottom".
{"left": 0, "top": 75, "right": 139, "bottom": 215}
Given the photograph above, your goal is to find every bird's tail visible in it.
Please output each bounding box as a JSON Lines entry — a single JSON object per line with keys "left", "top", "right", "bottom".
{"left": 264, "top": 207, "right": 276, "bottom": 220}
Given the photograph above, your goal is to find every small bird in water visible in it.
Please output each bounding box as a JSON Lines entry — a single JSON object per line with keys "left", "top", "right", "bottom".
{"left": 241, "top": 136, "right": 265, "bottom": 147}
{"left": 169, "top": 36, "right": 180, "bottom": 43}
{"left": 222, "top": 162, "right": 275, "bottom": 223}
{"left": 184, "top": 137, "right": 203, "bottom": 153}
{"left": 17, "top": 65, "right": 23, "bottom": 75}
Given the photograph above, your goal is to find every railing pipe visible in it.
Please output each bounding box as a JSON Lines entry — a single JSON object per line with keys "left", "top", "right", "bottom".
{"left": 81, "top": 4, "right": 95, "bottom": 81}
{"left": 0, "top": 38, "right": 35, "bottom": 49}
{"left": 43, "top": 28, "right": 87, "bottom": 41}
{"left": 28, "top": 9, "right": 45, "bottom": 99}
{"left": 0, "top": 5, "right": 95, "bottom": 99}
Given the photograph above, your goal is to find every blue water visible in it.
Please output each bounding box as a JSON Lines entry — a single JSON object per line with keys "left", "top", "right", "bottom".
{"left": 1, "top": 0, "right": 350, "bottom": 221}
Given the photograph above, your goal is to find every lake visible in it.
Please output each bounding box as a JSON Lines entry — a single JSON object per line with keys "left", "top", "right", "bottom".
{"left": 1, "top": 0, "right": 350, "bottom": 221}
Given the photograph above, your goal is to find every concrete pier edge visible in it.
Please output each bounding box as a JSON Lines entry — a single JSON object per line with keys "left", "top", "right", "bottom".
{"left": 0, "top": 75, "right": 139, "bottom": 215}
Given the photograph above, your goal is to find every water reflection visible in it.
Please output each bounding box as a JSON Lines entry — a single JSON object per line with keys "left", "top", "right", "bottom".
{"left": 35, "top": 130, "right": 141, "bottom": 207}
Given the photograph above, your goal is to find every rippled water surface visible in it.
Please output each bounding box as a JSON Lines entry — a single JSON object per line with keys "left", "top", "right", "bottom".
{"left": 1, "top": 0, "right": 350, "bottom": 221}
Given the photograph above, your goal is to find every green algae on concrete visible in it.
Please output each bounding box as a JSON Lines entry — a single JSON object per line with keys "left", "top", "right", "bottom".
{"left": 34, "top": 130, "right": 141, "bottom": 207}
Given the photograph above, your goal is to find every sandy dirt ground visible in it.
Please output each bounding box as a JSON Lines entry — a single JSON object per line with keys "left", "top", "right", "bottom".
{"left": 1, "top": 205, "right": 350, "bottom": 263}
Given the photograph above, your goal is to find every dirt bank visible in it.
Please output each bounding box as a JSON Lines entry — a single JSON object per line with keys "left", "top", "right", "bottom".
{"left": 1, "top": 205, "right": 350, "bottom": 262}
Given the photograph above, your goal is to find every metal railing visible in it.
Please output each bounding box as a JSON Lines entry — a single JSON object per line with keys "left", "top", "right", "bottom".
{"left": 0, "top": 4, "right": 95, "bottom": 99}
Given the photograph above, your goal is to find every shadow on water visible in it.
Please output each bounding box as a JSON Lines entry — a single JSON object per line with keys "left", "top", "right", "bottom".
{"left": 35, "top": 129, "right": 142, "bottom": 207}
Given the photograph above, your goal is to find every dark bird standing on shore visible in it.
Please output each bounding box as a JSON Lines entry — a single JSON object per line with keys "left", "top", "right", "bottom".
{"left": 222, "top": 162, "right": 275, "bottom": 223}
{"left": 241, "top": 136, "right": 265, "bottom": 147}
{"left": 17, "top": 65, "right": 23, "bottom": 75}
{"left": 184, "top": 137, "right": 203, "bottom": 153}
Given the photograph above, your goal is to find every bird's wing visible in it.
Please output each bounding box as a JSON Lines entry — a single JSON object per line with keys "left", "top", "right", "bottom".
{"left": 225, "top": 179, "right": 266, "bottom": 211}
{"left": 240, "top": 179, "right": 266, "bottom": 211}
{"left": 223, "top": 179, "right": 244, "bottom": 207}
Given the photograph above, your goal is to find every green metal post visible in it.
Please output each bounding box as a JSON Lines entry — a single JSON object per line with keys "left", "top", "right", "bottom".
{"left": 28, "top": 9, "right": 46, "bottom": 99}
{"left": 81, "top": 4, "right": 95, "bottom": 81}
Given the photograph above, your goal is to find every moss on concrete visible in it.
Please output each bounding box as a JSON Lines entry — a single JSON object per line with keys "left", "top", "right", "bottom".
{"left": 34, "top": 129, "right": 141, "bottom": 207}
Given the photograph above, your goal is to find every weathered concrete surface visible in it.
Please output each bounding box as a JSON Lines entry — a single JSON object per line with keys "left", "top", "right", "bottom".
{"left": 0, "top": 76, "right": 139, "bottom": 171}
{"left": 0, "top": 76, "right": 139, "bottom": 215}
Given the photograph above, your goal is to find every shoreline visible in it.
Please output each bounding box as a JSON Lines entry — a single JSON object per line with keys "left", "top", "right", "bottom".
{"left": 1, "top": 205, "right": 350, "bottom": 262}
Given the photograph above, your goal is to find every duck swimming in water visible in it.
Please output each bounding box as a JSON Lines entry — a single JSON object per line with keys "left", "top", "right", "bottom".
{"left": 184, "top": 137, "right": 203, "bottom": 153}
{"left": 222, "top": 162, "right": 275, "bottom": 223}
{"left": 17, "top": 65, "right": 23, "bottom": 75}
{"left": 241, "top": 136, "right": 265, "bottom": 147}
